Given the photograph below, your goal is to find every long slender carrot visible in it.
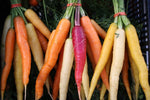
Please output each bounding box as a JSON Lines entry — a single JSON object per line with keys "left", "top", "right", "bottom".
{"left": 91, "top": 19, "right": 106, "bottom": 39}
{"left": 121, "top": 47, "right": 132, "bottom": 100}
{"left": 14, "top": 16, "right": 31, "bottom": 97}
{"left": 1, "top": 28, "right": 15, "bottom": 100}
{"left": 44, "top": 29, "right": 56, "bottom": 63}
{"left": 88, "top": 23, "right": 117, "bottom": 100}
{"left": 59, "top": 38, "right": 74, "bottom": 100}
{"left": 24, "top": 9, "right": 51, "bottom": 39}
{"left": 81, "top": 16, "right": 109, "bottom": 90}
{"left": 26, "top": 23, "right": 44, "bottom": 71}
{"left": 35, "top": 28, "right": 48, "bottom": 53}
{"left": 13, "top": 42, "right": 24, "bottom": 100}
{"left": 35, "top": 18, "right": 70, "bottom": 99}
{"left": 109, "top": 28, "right": 125, "bottom": 100}
{"left": 52, "top": 46, "right": 64, "bottom": 100}
{"left": 1, "top": 15, "right": 11, "bottom": 69}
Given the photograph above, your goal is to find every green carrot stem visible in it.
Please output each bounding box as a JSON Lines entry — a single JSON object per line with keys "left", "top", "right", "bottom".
{"left": 118, "top": 0, "right": 130, "bottom": 26}
{"left": 43, "top": 0, "right": 49, "bottom": 27}
{"left": 69, "top": 7, "right": 75, "bottom": 38}
{"left": 113, "top": 0, "right": 118, "bottom": 24}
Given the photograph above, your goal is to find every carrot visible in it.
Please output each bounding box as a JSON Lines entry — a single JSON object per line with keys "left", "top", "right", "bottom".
{"left": 35, "top": 28, "right": 48, "bottom": 53}
{"left": 24, "top": 9, "right": 51, "bottom": 39}
{"left": 35, "top": 18, "right": 70, "bottom": 99}
{"left": 82, "top": 58, "right": 89, "bottom": 99}
{"left": 125, "top": 24, "right": 150, "bottom": 99}
{"left": 1, "top": 28, "right": 15, "bottom": 100}
{"left": 88, "top": 23, "right": 117, "bottom": 100}
{"left": 109, "top": 28, "right": 125, "bottom": 100}
{"left": 80, "top": 84, "right": 86, "bottom": 100}
{"left": 128, "top": 50, "right": 139, "bottom": 100}
{"left": 72, "top": 6, "right": 87, "bottom": 99}
{"left": 14, "top": 16, "right": 31, "bottom": 98}
{"left": 29, "top": 0, "right": 38, "bottom": 6}
{"left": 26, "top": 23, "right": 44, "bottom": 71}
{"left": 52, "top": 46, "right": 64, "bottom": 100}
{"left": 44, "top": 29, "right": 56, "bottom": 63}
{"left": 121, "top": 47, "right": 132, "bottom": 100}
{"left": 91, "top": 19, "right": 106, "bottom": 39}
{"left": 1, "top": 15, "right": 11, "bottom": 69}
{"left": 13, "top": 42, "right": 24, "bottom": 100}
{"left": 59, "top": 38, "right": 74, "bottom": 100}
{"left": 100, "top": 53, "right": 112, "bottom": 100}
{"left": 81, "top": 16, "right": 109, "bottom": 90}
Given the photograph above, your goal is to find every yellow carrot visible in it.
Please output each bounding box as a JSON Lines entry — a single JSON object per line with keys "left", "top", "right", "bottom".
{"left": 13, "top": 42, "right": 23, "bottom": 100}
{"left": 88, "top": 23, "right": 117, "bottom": 100}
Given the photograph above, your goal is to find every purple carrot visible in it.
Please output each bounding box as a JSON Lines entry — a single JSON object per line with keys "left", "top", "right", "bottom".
{"left": 72, "top": 6, "right": 86, "bottom": 100}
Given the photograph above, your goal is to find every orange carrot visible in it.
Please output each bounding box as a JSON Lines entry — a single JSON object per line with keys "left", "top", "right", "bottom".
{"left": 35, "top": 18, "right": 70, "bottom": 99}
{"left": 81, "top": 16, "right": 109, "bottom": 90}
{"left": 35, "top": 28, "right": 48, "bottom": 53}
{"left": 91, "top": 19, "right": 106, "bottom": 39}
{"left": 1, "top": 28, "right": 15, "bottom": 100}
{"left": 24, "top": 9, "right": 51, "bottom": 39}
{"left": 29, "top": 0, "right": 38, "bottom": 6}
{"left": 52, "top": 46, "right": 64, "bottom": 100}
{"left": 14, "top": 16, "right": 31, "bottom": 91}
{"left": 122, "top": 47, "right": 132, "bottom": 100}
{"left": 44, "top": 30, "right": 56, "bottom": 63}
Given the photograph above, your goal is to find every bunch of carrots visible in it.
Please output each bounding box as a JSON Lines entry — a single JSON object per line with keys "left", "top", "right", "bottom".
{"left": 1, "top": 0, "right": 150, "bottom": 100}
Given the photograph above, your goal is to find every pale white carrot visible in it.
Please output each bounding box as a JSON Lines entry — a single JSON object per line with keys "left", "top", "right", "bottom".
{"left": 109, "top": 28, "right": 125, "bottom": 100}
{"left": 82, "top": 58, "right": 89, "bottom": 99}
{"left": 59, "top": 38, "right": 74, "bottom": 100}
{"left": 14, "top": 42, "right": 24, "bottom": 100}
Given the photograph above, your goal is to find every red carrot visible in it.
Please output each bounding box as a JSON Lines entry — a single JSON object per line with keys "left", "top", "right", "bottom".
{"left": 52, "top": 46, "right": 64, "bottom": 100}
{"left": 72, "top": 6, "right": 86, "bottom": 100}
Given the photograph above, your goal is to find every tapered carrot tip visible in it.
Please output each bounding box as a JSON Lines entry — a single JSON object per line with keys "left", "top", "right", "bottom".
{"left": 1, "top": 91, "right": 4, "bottom": 100}
{"left": 78, "top": 89, "right": 81, "bottom": 100}
{"left": 24, "top": 85, "right": 27, "bottom": 100}
{"left": 48, "top": 91, "right": 53, "bottom": 100}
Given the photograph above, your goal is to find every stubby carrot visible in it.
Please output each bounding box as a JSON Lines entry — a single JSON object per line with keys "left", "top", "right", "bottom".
{"left": 35, "top": 18, "right": 70, "bottom": 99}
{"left": 35, "top": 28, "right": 48, "bottom": 53}
{"left": 13, "top": 43, "right": 24, "bottom": 100}
{"left": 121, "top": 47, "right": 132, "bottom": 100}
{"left": 81, "top": 16, "right": 109, "bottom": 90}
{"left": 52, "top": 47, "right": 64, "bottom": 100}
{"left": 91, "top": 19, "right": 106, "bottom": 39}
{"left": 14, "top": 16, "right": 31, "bottom": 95}
{"left": 88, "top": 23, "right": 117, "bottom": 100}
{"left": 59, "top": 38, "right": 74, "bottom": 100}
{"left": 1, "top": 15, "right": 11, "bottom": 69}
{"left": 1, "top": 28, "right": 15, "bottom": 100}
{"left": 109, "top": 28, "right": 125, "bottom": 100}
{"left": 24, "top": 9, "right": 51, "bottom": 39}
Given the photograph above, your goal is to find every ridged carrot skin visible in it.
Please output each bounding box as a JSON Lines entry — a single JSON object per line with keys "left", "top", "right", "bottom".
{"left": 35, "top": 18, "right": 70, "bottom": 99}
{"left": 81, "top": 16, "right": 109, "bottom": 90}
{"left": 91, "top": 19, "right": 106, "bottom": 39}
{"left": 122, "top": 48, "right": 132, "bottom": 100}
{"left": 14, "top": 43, "right": 24, "bottom": 100}
{"left": 35, "top": 28, "right": 48, "bottom": 53}
{"left": 125, "top": 24, "right": 150, "bottom": 99}
{"left": 88, "top": 23, "right": 117, "bottom": 100}
{"left": 52, "top": 47, "right": 64, "bottom": 100}
{"left": 24, "top": 9, "right": 51, "bottom": 39}
{"left": 1, "top": 28, "right": 15, "bottom": 100}
{"left": 59, "top": 38, "right": 74, "bottom": 100}
{"left": 14, "top": 16, "right": 31, "bottom": 86}
{"left": 72, "top": 26, "right": 86, "bottom": 99}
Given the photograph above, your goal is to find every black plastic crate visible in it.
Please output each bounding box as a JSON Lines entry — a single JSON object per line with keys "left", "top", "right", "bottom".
{"left": 127, "top": 0, "right": 150, "bottom": 75}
